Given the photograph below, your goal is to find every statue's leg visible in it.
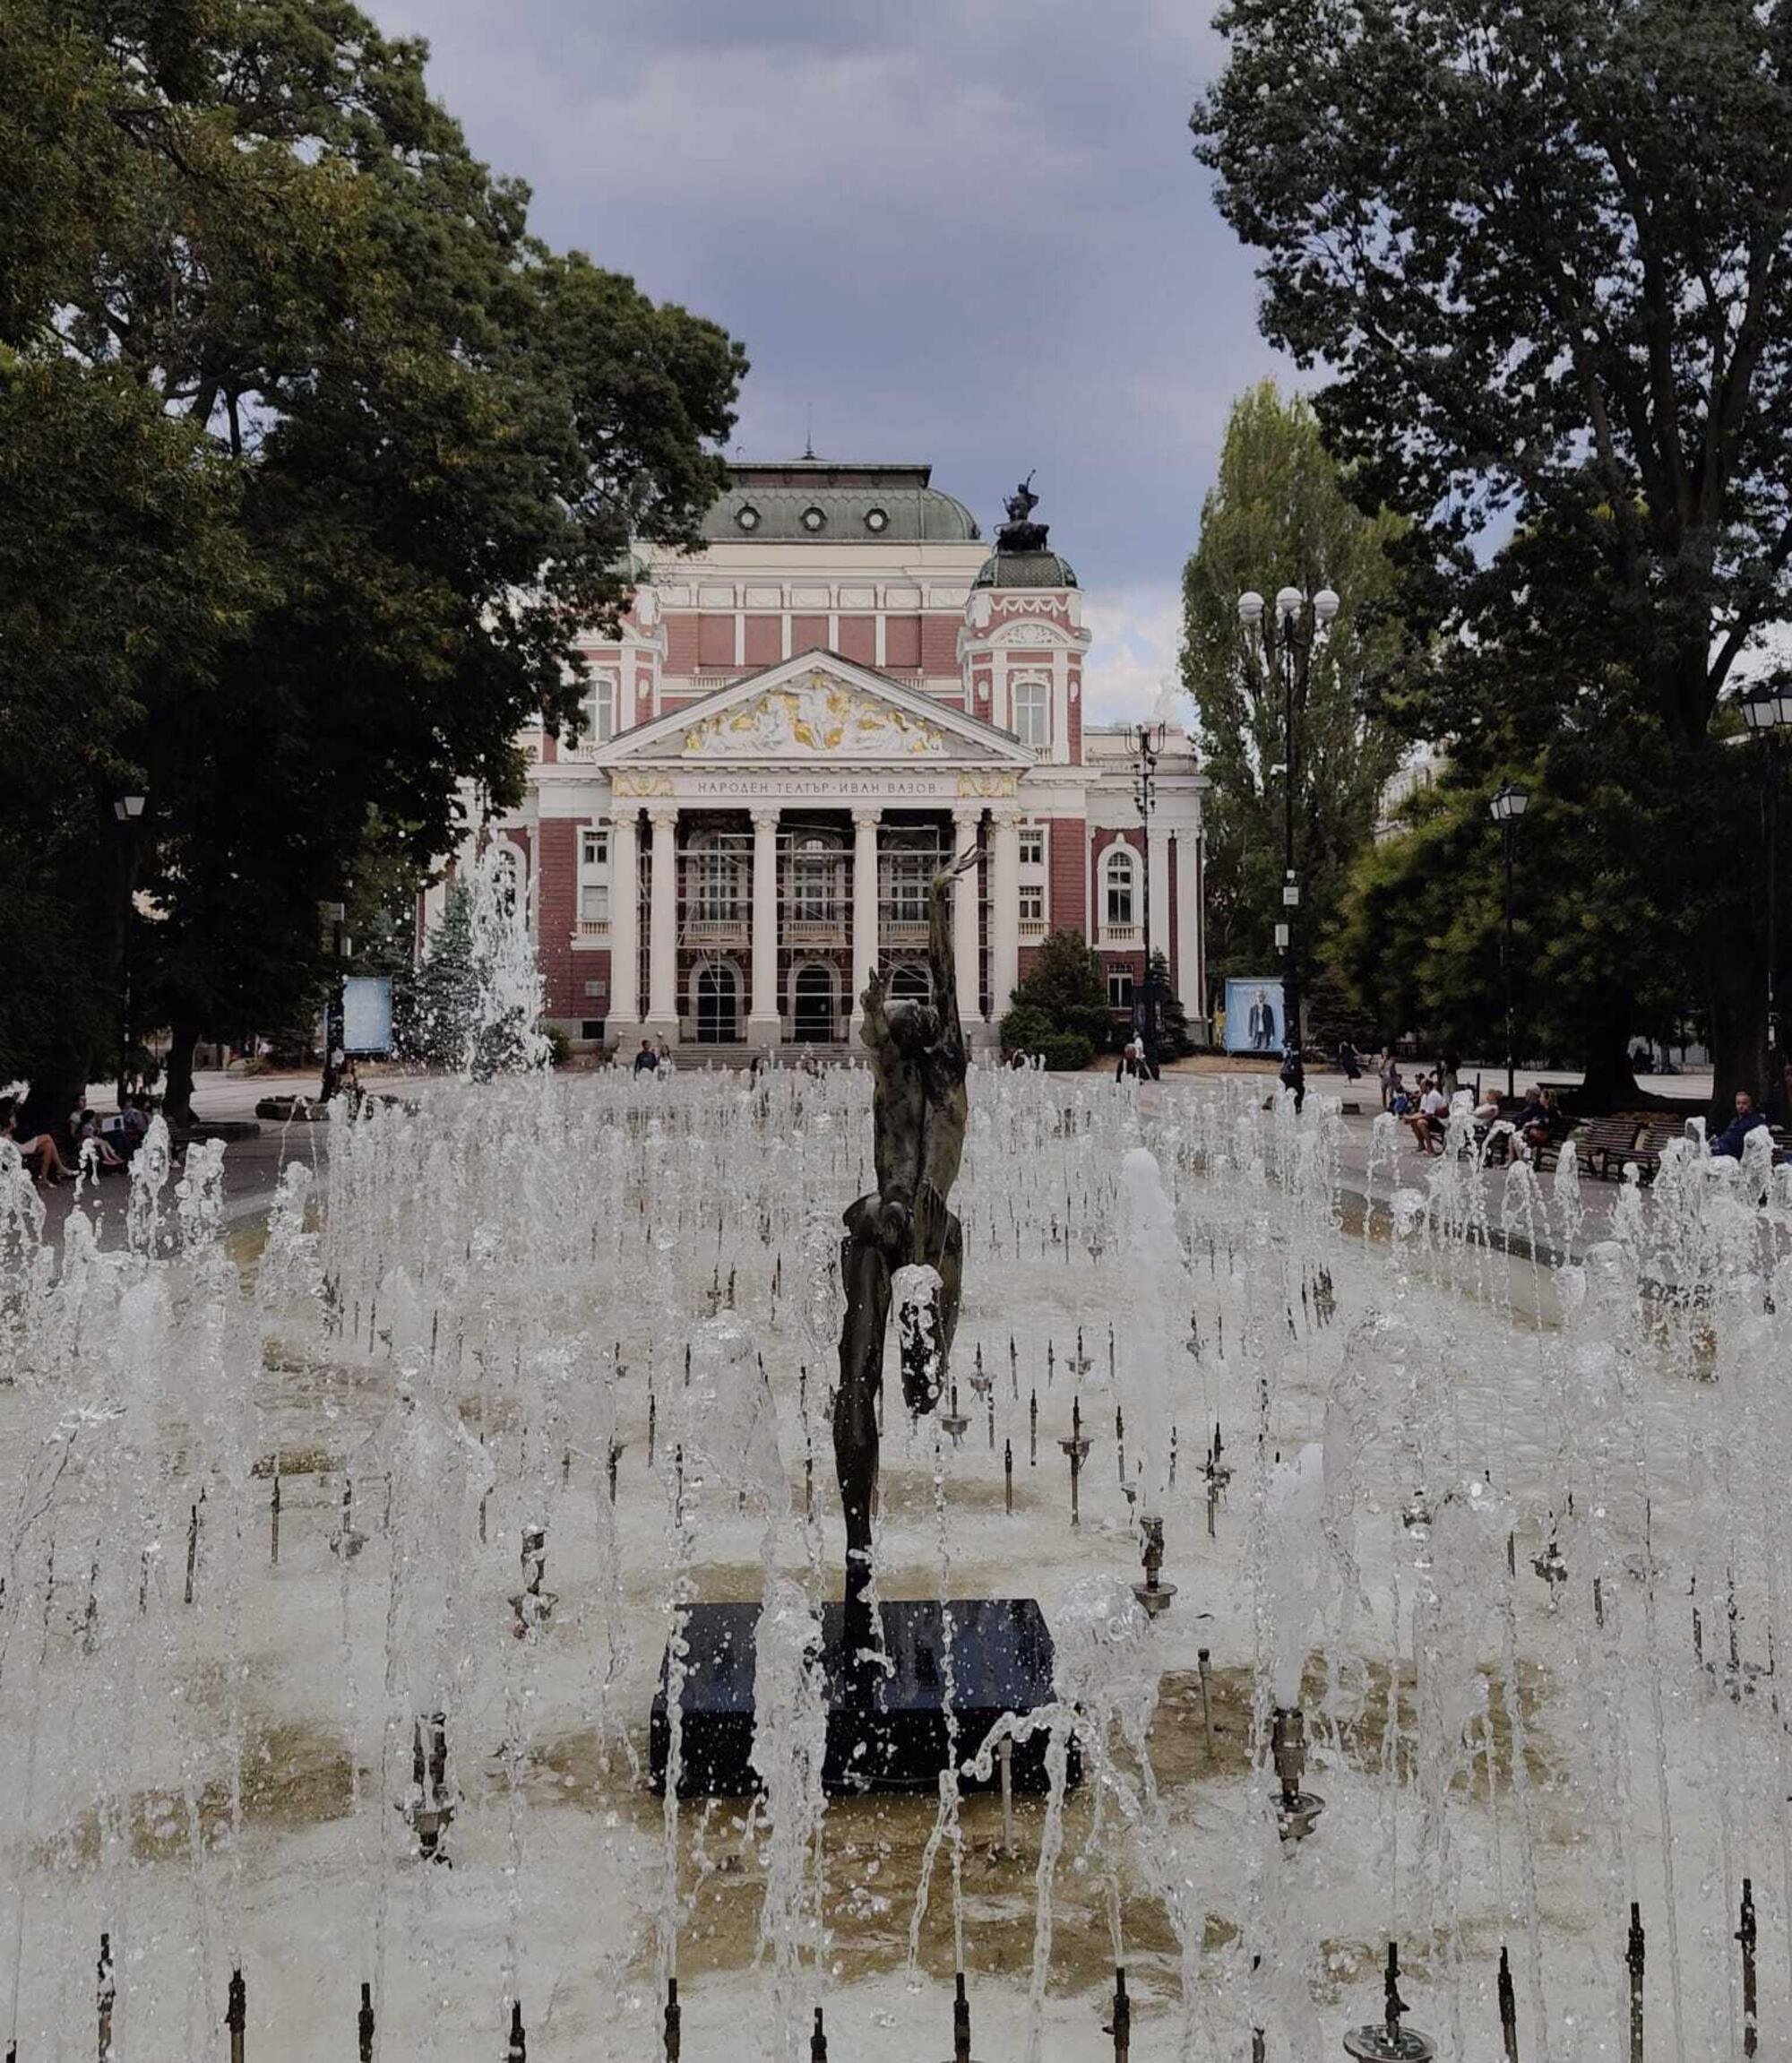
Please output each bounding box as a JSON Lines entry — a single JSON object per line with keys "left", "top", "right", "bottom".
{"left": 834, "top": 1198, "right": 892, "bottom": 1641}
{"left": 936, "top": 1205, "right": 964, "bottom": 1371}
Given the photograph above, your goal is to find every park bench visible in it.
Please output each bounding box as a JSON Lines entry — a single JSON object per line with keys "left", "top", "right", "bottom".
{"left": 1573, "top": 1117, "right": 1644, "bottom": 1181}
{"left": 1626, "top": 1118, "right": 1686, "bottom": 1185}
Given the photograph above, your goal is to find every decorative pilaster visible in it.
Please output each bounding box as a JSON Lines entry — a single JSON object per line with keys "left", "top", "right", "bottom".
{"left": 608, "top": 810, "right": 641, "bottom": 1035}
{"left": 1147, "top": 824, "right": 1171, "bottom": 984}
{"left": 990, "top": 812, "right": 1021, "bottom": 1022}
{"left": 951, "top": 807, "right": 985, "bottom": 1030}
{"left": 851, "top": 810, "right": 881, "bottom": 1000}
{"left": 748, "top": 807, "right": 781, "bottom": 1046}
{"left": 647, "top": 808, "right": 679, "bottom": 1038}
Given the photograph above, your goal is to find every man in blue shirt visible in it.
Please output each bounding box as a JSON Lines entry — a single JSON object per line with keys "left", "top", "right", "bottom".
{"left": 1709, "top": 1090, "right": 1769, "bottom": 1158}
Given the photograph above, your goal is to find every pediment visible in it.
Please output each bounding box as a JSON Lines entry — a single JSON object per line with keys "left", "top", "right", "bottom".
{"left": 596, "top": 652, "right": 1035, "bottom": 767}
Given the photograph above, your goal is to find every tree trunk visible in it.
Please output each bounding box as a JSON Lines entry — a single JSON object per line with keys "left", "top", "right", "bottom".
{"left": 1702, "top": 932, "right": 1769, "bottom": 1126}
{"left": 1575, "top": 1022, "right": 1643, "bottom": 1113}
{"left": 18, "top": 1036, "right": 93, "bottom": 1147}
{"left": 162, "top": 1015, "right": 201, "bottom": 1127}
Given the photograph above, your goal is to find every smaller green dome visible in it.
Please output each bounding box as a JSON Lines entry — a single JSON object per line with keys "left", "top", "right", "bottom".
{"left": 971, "top": 548, "right": 1078, "bottom": 590}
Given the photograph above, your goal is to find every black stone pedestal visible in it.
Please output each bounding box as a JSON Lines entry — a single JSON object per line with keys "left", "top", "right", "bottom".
{"left": 650, "top": 1598, "right": 1075, "bottom": 1797}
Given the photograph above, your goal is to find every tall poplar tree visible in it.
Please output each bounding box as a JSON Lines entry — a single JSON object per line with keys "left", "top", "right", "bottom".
{"left": 1181, "top": 382, "right": 1404, "bottom": 1025}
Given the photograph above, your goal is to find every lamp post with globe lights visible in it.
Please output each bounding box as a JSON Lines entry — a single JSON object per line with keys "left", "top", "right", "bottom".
{"left": 112, "top": 791, "right": 148, "bottom": 1105}
{"left": 1488, "top": 781, "right": 1530, "bottom": 1100}
{"left": 1235, "top": 584, "right": 1340, "bottom": 1066}
{"left": 1738, "top": 681, "right": 1792, "bottom": 1070}
{"left": 1129, "top": 718, "right": 1170, "bottom": 1076}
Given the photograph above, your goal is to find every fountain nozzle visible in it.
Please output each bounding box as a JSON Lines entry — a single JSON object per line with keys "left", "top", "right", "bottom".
{"left": 1271, "top": 1704, "right": 1325, "bottom": 1839}
{"left": 1132, "top": 1515, "right": 1177, "bottom": 1617}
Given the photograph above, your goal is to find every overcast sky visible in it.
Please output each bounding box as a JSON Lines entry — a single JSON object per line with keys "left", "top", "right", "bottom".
{"left": 373, "top": 0, "right": 1295, "bottom": 721}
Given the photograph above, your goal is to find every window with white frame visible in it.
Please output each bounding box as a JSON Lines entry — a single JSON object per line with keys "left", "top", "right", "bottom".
{"left": 1103, "top": 847, "right": 1137, "bottom": 928}
{"left": 583, "top": 669, "right": 617, "bottom": 747}
{"left": 578, "top": 825, "right": 610, "bottom": 925}
{"left": 1019, "top": 883, "right": 1046, "bottom": 923}
{"left": 1018, "top": 825, "right": 1046, "bottom": 867}
{"left": 788, "top": 836, "right": 841, "bottom": 921}
{"left": 1011, "top": 677, "right": 1049, "bottom": 748}
{"left": 1108, "top": 970, "right": 1135, "bottom": 1010}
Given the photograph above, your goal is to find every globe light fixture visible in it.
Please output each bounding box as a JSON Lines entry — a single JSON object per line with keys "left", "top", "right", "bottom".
{"left": 1237, "top": 591, "right": 1265, "bottom": 626}
{"left": 1314, "top": 587, "right": 1340, "bottom": 624}
{"left": 1275, "top": 584, "right": 1303, "bottom": 620}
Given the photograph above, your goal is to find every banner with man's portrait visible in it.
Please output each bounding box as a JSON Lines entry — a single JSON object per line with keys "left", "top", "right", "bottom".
{"left": 1223, "top": 977, "right": 1286, "bottom": 1056}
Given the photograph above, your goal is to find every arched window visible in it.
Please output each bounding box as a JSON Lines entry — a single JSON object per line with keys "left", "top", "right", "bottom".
{"left": 583, "top": 669, "right": 616, "bottom": 746}
{"left": 1011, "top": 677, "right": 1050, "bottom": 748}
{"left": 1103, "top": 846, "right": 1136, "bottom": 929}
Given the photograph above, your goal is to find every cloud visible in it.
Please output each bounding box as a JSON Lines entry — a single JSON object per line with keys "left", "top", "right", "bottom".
{"left": 1081, "top": 583, "right": 1187, "bottom": 729}
{"left": 374, "top": 0, "right": 1294, "bottom": 625}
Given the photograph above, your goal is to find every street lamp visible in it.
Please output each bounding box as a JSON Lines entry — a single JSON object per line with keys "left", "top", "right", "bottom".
{"left": 1739, "top": 683, "right": 1792, "bottom": 1066}
{"left": 113, "top": 791, "right": 149, "bottom": 1104}
{"left": 1235, "top": 584, "right": 1340, "bottom": 1070}
{"left": 1488, "top": 781, "right": 1530, "bottom": 1100}
{"left": 1130, "top": 720, "right": 1170, "bottom": 1077}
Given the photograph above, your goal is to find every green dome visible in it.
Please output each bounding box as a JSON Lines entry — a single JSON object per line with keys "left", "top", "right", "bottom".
{"left": 970, "top": 547, "right": 1078, "bottom": 590}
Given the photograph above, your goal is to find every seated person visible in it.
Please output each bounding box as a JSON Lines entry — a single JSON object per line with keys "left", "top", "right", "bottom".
{"left": 1407, "top": 1076, "right": 1449, "bottom": 1154}
{"left": 0, "top": 1096, "right": 70, "bottom": 1184}
{"left": 1389, "top": 1079, "right": 1413, "bottom": 1118}
{"left": 632, "top": 1038, "right": 658, "bottom": 1076}
{"left": 1709, "top": 1089, "right": 1769, "bottom": 1160}
{"left": 1510, "top": 1087, "right": 1552, "bottom": 1160}
{"left": 74, "top": 1108, "right": 125, "bottom": 1171}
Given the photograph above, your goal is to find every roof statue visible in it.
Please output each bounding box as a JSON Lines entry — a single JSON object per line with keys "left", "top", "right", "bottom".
{"left": 995, "top": 470, "right": 1050, "bottom": 554}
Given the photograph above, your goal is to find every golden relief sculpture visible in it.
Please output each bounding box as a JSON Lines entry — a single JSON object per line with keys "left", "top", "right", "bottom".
{"left": 680, "top": 674, "right": 948, "bottom": 759}
{"left": 610, "top": 768, "right": 675, "bottom": 798}
{"left": 953, "top": 770, "right": 1019, "bottom": 799}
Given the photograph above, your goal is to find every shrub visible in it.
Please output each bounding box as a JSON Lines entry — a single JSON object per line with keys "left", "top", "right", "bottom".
{"left": 538, "top": 1023, "right": 573, "bottom": 1068}
{"left": 997, "top": 1002, "right": 1055, "bottom": 1057}
{"left": 1038, "top": 1032, "right": 1094, "bottom": 1072}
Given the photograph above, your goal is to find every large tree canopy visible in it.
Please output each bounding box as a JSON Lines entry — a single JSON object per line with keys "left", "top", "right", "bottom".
{"left": 1195, "top": 0, "right": 1792, "bottom": 1109}
{"left": 1181, "top": 381, "right": 1405, "bottom": 1024}
{"left": 0, "top": 0, "right": 745, "bottom": 1123}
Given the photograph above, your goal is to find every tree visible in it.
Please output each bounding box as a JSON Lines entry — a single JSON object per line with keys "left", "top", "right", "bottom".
{"left": 999, "top": 928, "right": 1112, "bottom": 1069}
{"left": 1147, "top": 950, "right": 1194, "bottom": 1058}
{"left": 1337, "top": 772, "right": 1684, "bottom": 1083}
{"left": 1181, "top": 382, "right": 1405, "bottom": 1010}
{"left": 0, "top": 0, "right": 745, "bottom": 1124}
{"left": 1195, "top": 0, "right": 1792, "bottom": 1116}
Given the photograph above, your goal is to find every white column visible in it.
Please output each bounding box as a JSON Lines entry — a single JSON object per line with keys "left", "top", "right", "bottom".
{"left": 748, "top": 807, "right": 781, "bottom": 1046}
{"left": 1175, "top": 828, "right": 1204, "bottom": 1032}
{"left": 1147, "top": 824, "right": 1171, "bottom": 982}
{"left": 952, "top": 806, "right": 984, "bottom": 1031}
{"left": 647, "top": 807, "right": 678, "bottom": 1038}
{"left": 608, "top": 809, "right": 640, "bottom": 1036}
{"left": 990, "top": 811, "right": 1021, "bottom": 1020}
{"left": 851, "top": 809, "right": 881, "bottom": 1003}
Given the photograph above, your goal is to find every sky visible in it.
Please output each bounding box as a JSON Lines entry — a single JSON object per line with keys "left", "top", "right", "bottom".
{"left": 372, "top": 0, "right": 1297, "bottom": 723}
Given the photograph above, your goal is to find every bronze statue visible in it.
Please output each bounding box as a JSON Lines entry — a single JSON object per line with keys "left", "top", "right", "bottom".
{"left": 1003, "top": 472, "right": 1039, "bottom": 528}
{"left": 833, "top": 847, "right": 977, "bottom": 1622}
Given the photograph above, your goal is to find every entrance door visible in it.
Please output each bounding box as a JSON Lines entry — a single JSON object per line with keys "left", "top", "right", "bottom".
{"left": 694, "top": 963, "right": 739, "bottom": 1044}
{"left": 792, "top": 963, "right": 836, "bottom": 1045}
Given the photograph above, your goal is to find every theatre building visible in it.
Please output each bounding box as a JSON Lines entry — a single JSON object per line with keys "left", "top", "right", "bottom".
{"left": 461, "top": 461, "right": 1208, "bottom": 1054}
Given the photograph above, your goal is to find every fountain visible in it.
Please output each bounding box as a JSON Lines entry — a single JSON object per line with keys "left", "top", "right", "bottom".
{"left": 3, "top": 858, "right": 1792, "bottom": 2059}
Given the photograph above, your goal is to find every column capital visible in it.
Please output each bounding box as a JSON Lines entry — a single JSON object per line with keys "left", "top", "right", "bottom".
{"left": 992, "top": 807, "right": 1023, "bottom": 831}
{"left": 751, "top": 806, "right": 781, "bottom": 832}
{"left": 648, "top": 806, "right": 679, "bottom": 831}
{"left": 951, "top": 802, "right": 985, "bottom": 827}
{"left": 852, "top": 808, "right": 883, "bottom": 833}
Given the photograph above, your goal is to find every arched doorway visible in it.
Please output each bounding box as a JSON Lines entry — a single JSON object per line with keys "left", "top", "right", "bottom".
{"left": 694, "top": 962, "right": 740, "bottom": 1044}
{"left": 792, "top": 962, "right": 837, "bottom": 1045}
